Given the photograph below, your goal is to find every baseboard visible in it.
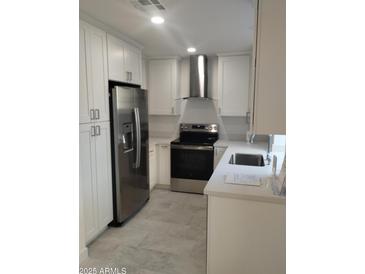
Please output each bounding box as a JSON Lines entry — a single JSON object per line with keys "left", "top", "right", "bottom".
{"left": 154, "top": 184, "right": 170, "bottom": 190}
{"left": 79, "top": 247, "right": 88, "bottom": 262}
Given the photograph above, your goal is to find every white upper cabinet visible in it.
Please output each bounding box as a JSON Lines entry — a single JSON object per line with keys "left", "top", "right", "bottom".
{"left": 79, "top": 24, "right": 92, "bottom": 124}
{"left": 252, "top": 0, "right": 286, "bottom": 134}
{"left": 141, "top": 58, "right": 148, "bottom": 89}
{"left": 107, "top": 34, "right": 142, "bottom": 86}
{"left": 217, "top": 55, "right": 250, "bottom": 116}
{"left": 107, "top": 35, "right": 126, "bottom": 82}
{"left": 148, "top": 59, "right": 179, "bottom": 115}
{"left": 79, "top": 20, "right": 109, "bottom": 124}
{"left": 124, "top": 43, "right": 142, "bottom": 85}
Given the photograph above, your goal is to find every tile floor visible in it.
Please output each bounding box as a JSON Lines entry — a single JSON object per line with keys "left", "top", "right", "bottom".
{"left": 80, "top": 189, "right": 207, "bottom": 274}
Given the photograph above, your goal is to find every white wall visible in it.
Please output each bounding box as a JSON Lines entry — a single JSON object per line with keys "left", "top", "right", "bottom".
{"left": 149, "top": 115, "right": 180, "bottom": 138}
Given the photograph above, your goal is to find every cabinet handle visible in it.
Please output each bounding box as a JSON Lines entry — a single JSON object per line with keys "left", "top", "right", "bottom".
{"left": 160, "top": 145, "right": 169, "bottom": 148}
{"left": 95, "top": 109, "right": 100, "bottom": 120}
{"left": 95, "top": 125, "right": 101, "bottom": 136}
{"left": 126, "top": 71, "right": 129, "bottom": 81}
{"left": 90, "top": 109, "right": 95, "bottom": 120}
{"left": 130, "top": 72, "right": 133, "bottom": 81}
{"left": 91, "top": 126, "right": 96, "bottom": 137}
{"left": 172, "top": 107, "right": 174, "bottom": 114}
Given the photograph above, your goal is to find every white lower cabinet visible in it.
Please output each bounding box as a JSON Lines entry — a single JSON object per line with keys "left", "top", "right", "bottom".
{"left": 207, "top": 195, "right": 285, "bottom": 274}
{"left": 213, "top": 146, "right": 227, "bottom": 169}
{"left": 157, "top": 144, "right": 171, "bottom": 185}
{"left": 149, "top": 145, "right": 157, "bottom": 190}
{"left": 79, "top": 122, "right": 113, "bottom": 243}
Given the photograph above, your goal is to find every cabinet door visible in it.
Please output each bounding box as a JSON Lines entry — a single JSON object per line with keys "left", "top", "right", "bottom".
{"left": 94, "top": 122, "right": 113, "bottom": 228}
{"left": 86, "top": 24, "right": 109, "bottom": 122}
{"left": 253, "top": 0, "right": 285, "bottom": 134}
{"left": 79, "top": 124, "right": 98, "bottom": 242}
{"left": 79, "top": 23, "right": 93, "bottom": 124}
{"left": 214, "top": 146, "right": 227, "bottom": 169}
{"left": 107, "top": 34, "right": 126, "bottom": 82}
{"left": 124, "top": 44, "right": 142, "bottom": 85}
{"left": 148, "top": 60, "right": 176, "bottom": 115}
{"left": 149, "top": 147, "right": 157, "bottom": 190}
{"left": 218, "top": 56, "right": 250, "bottom": 116}
{"left": 142, "top": 58, "right": 148, "bottom": 89}
{"left": 157, "top": 144, "right": 171, "bottom": 185}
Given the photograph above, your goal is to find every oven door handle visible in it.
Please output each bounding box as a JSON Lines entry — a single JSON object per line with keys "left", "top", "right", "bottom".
{"left": 171, "top": 144, "right": 214, "bottom": 151}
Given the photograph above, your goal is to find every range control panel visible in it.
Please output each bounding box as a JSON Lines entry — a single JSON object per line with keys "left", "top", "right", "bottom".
{"left": 180, "top": 123, "right": 218, "bottom": 133}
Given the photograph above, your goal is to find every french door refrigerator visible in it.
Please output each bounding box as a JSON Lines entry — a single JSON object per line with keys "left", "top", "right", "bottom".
{"left": 109, "top": 83, "right": 149, "bottom": 225}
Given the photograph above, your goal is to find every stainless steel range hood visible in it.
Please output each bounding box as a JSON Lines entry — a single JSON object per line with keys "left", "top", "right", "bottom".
{"left": 188, "top": 55, "right": 208, "bottom": 98}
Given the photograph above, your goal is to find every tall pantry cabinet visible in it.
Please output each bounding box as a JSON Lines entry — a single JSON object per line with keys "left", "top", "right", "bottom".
{"left": 79, "top": 20, "right": 113, "bottom": 248}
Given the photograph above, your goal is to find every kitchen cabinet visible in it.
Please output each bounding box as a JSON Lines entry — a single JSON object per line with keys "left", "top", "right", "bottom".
{"left": 213, "top": 146, "right": 227, "bottom": 169}
{"left": 142, "top": 58, "right": 148, "bottom": 89}
{"left": 107, "top": 34, "right": 142, "bottom": 85}
{"left": 251, "top": 0, "right": 286, "bottom": 134}
{"left": 217, "top": 55, "right": 250, "bottom": 116}
{"left": 149, "top": 144, "right": 157, "bottom": 190}
{"left": 207, "top": 195, "right": 285, "bottom": 274}
{"left": 156, "top": 144, "right": 171, "bottom": 185}
{"left": 79, "top": 20, "right": 109, "bottom": 124}
{"left": 148, "top": 59, "right": 179, "bottom": 115}
{"left": 79, "top": 122, "right": 113, "bottom": 243}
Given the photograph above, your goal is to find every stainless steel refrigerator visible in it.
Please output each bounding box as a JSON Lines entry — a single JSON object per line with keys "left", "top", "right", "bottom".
{"left": 109, "top": 84, "right": 149, "bottom": 225}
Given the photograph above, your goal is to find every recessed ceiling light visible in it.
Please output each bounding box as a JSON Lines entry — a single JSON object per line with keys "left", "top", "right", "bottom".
{"left": 151, "top": 16, "right": 165, "bottom": 24}
{"left": 187, "top": 47, "right": 196, "bottom": 53}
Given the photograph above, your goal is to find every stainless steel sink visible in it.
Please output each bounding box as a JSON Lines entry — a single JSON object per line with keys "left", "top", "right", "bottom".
{"left": 229, "top": 153, "right": 265, "bottom": 166}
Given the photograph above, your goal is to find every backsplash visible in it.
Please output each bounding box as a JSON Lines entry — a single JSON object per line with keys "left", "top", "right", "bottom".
{"left": 149, "top": 98, "right": 250, "bottom": 141}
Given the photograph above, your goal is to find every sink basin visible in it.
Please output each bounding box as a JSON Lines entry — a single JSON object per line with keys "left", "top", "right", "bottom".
{"left": 229, "top": 153, "right": 265, "bottom": 166}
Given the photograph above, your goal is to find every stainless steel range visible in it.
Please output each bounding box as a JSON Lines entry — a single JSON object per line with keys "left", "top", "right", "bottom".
{"left": 170, "top": 123, "right": 219, "bottom": 194}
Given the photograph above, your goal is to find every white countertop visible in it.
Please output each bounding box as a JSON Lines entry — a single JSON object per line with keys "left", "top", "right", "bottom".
{"left": 204, "top": 140, "right": 285, "bottom": 204}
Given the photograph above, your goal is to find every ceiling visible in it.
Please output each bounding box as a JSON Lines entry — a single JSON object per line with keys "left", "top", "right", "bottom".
{"left": 79, "top": 0, "right": 255, "bottom": 57}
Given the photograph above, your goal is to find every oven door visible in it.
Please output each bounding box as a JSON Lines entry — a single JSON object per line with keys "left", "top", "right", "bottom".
{"left": 171, "top": 144, "right": 214, "bottom": 180}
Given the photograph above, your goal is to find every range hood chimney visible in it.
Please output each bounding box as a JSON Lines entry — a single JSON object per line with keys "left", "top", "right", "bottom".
{"left": 188, "top": 55, "right": 208, "bottom": 98}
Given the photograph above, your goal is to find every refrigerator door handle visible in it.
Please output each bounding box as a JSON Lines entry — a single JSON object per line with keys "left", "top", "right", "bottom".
{"left": 133, "top": 107, "right": 141, "bottom": 169}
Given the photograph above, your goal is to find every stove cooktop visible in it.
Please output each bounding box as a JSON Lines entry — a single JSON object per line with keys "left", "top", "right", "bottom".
{"left": 170, "top": 138, "right": 218, "bottom": 146}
